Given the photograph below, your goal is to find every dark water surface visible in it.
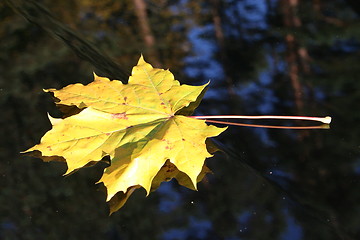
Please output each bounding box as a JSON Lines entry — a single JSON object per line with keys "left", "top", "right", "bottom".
{"left": 1, "top": 1, "right": 360, "bottom": 239}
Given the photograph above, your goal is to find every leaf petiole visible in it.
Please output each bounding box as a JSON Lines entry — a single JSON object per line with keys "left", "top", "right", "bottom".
{"left": 190, "top": 115, "right": 331, "bottom": 129}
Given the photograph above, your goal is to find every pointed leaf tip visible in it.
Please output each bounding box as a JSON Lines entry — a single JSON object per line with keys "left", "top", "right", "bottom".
{"left": 92, "top": 72, "right": 98, "bottom": 79}
{"left": 93, "top": 72, "right": 111, "bottom": 82}
{"left": 47, "top": 113, "right": 62, "bottom": 126}
{"left": 43, "top": 88, "right": 54, "bottom": 93}
{"left": 137, "top": 54, "right": 147, "bottom": 65}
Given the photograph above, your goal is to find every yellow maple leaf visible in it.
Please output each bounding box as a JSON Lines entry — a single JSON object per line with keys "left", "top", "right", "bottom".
{"left": 24, "top": 56, "right": 226, "bottom": 211}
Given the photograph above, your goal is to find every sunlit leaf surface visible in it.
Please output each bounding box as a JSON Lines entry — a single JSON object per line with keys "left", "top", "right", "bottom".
{"left": 25, "top": 56, "right": 225, "bottom": 212}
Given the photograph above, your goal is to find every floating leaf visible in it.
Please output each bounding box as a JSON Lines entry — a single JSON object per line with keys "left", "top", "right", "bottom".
{"left": 24, "top": 56, "right": 226, "bottom": 212}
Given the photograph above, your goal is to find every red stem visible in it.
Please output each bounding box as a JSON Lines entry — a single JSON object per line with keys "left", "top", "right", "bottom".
{"left": 202, "top": 119, "right": 329, "bottom": 129}
{"left": 190, "top": 115, "right": 331, "bottom": 124}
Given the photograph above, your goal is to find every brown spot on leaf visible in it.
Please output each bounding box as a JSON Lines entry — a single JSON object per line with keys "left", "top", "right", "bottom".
{"left": 47, "top": 146, "right": 52, "bottom": 151}
{"left": 160, "top": 102, "right": 165, "bottom": 105}
{"left": 182, "top": 138, "right": 185, "bottom": 141}
{"left": 124, "top": 97, "right": 127, "bottom": 102}
{"left": 106, "top": 133, "right": 110, "bottom": 136}
{"left": 111, "top": 112, "right": 128, "bottom": 120}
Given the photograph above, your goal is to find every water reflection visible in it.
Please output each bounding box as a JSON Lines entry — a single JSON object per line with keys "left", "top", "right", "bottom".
{"left": 1, "top": 0, "right": 360, "bottom": 239}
